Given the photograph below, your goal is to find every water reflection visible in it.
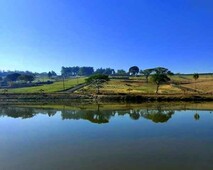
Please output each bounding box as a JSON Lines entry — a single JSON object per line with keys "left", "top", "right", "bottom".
{"left": 0, "top": 103, "right": 212, "bottom": 170}
{"left": 0, "top": 104, "right": 196, "bottom": 124}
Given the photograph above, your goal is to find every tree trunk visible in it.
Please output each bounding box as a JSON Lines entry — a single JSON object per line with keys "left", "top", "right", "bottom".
{"left": 146, "top": 76, "right": 148, "bottom": 83}
{"left": 97, "top": 86, "right": 100, "bottom": 94}
{"left": 156, "top": 84, "right": 159, "bottom": 94}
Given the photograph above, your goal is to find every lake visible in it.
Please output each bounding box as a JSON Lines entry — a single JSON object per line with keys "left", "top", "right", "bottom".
{"left": 0, "top": 102, "right": 212, "bottom": 170}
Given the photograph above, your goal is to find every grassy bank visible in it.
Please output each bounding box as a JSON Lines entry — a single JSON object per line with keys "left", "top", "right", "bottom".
{"left": 1, "top": 78, "right": 85, "bottom": 93}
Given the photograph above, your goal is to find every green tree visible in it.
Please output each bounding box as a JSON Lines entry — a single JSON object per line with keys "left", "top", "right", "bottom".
{"left": 140, "top": 69, "right": 154, "bottom": 83}
{"left": 48, "top": 71, "right": 52, "bottom": 78}
{"left": 129, "top": 66, "right": 139, "bottom": 76}
{"left": 193, "top": 73, "right": 199, "bottom": 81}
{"left": 5, "top": 73, "right": 21, "bottom": 82}
{"left": 18, "top": 75, "right": 35, "bottom": 83}
{"left": 86, "top": 74, "right": 109, "bottom": 94}
{"left": 116, "top": 69, "right": 127, "bottom": 75}
{"left": 154, "top": 67, "right": 169, "bottom": 74}
{"left": 193, "top": 73, "right": 199, "bottom": 89}
{"left": 151, "top": 73, "right": 170, "bottom": 94}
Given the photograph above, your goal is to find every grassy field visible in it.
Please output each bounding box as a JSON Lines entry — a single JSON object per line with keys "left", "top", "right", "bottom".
{"left": 77, "top": 79, "right": 182, "bottom": 94}
{"left": 76, "top": 74, "right": 213, "bottom": 95}
{"left": 2, "top": 78, "right": 85, "bottom": 93}
{"left": 1, "top": 74, "right": 212, "bottom": 95}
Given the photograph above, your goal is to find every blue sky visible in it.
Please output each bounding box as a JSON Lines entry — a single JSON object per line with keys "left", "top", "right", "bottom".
{"left": 0, "top": 0, "right": 212, "bottom": 74}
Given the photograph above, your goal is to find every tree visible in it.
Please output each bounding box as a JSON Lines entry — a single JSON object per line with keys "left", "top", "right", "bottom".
{"left": 116, "top": 69, "right": 127, "bottom": 75}
{"left": 193, "top": 73, "right": 199, "bottom": 89}
{"left": 129, "top": 66, "right": 139, "bottom": 76}
{"left": 24, "top": 75, "right": 35, "bottom": 83}
{"left": 86, "top": 74, "right": 109, "bottom": 94}
{"left": 18, "top": 75, "right": 35, "bottom": 83}
{"left": 167, "top": 71, "right": 174, "bottom": 76}
{"left": 5, "top": 73, "right": 21, "bottom": 82}
{"left": 48, "top": 71, "right": 52, "bottom": 78}
{"left": 140, "top": 69, "right": 154, "bottom": 83}
{"left": 95, "top": 68, "right": 115, "bottom": 75}
{"left": 78, "top": 67, "right": 94, "bottom": 76}
{"left": 193, "top": 73, "right": 199, "bottom": 81}
{"left": 154, "top": 67, "right": 169, "bottom": 74}
{"left": 151, "top": 73, "right": 170, "bottom": 94}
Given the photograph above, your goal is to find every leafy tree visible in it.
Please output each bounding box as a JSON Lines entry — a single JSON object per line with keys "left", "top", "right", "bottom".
{"left": 18, "top": 75, "right": 35, "bottom": 83}
{"left": 151, "top": 73, "right": 170, "bottom": 94}
{"left": 193, "top": 73, "right": 199, "bottom": 81}
{"left": 51, "top": 71, "right": 57, "bottom": 76}
{"left": 95, "top": 68, "right": 115, "bottom": 75}
{"left": 129, "top": 66, "right": 139, "bottom": 76}
{"left": 193, "top": 73, "right": 199, "bottom": 89}
{"left": 167, "top": 71, "right": 174, "bottom": 76}
{"left": 5, "top": 73, "right": 21, "bottom": 82}
{"left": 78, "top": 67, "right": 94, "bottom": 76}
{"left": 140, "top": 69, "right": 154, "bottom": 83}
{"left": 154, "top": 67, "right": 169, "bottom": 74}
{"left": 116, "top": 69, "right": 127, "bottom": 75}
{"left": 86, "top": 74, "right": 109, "bottom": 94}
{"left": 24, "top": 75, "right": 35, "bottom": 83}
{"left": 48, "top": 72, "right": 52, "bottom": 78}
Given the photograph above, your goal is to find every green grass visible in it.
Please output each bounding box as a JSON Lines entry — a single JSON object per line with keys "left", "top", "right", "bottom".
{"left": 78, "top": 79, "right": 182, "bottom": 94}
{"left": 3, "top": 78, "right": 85, "bottom": 93}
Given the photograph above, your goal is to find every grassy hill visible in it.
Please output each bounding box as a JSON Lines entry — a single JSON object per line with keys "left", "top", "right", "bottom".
{"left": 1, "top": 74, "right": 212, "bottom": 95}
{"left": 1, "top": 78, "right": 85, "bottom": 93}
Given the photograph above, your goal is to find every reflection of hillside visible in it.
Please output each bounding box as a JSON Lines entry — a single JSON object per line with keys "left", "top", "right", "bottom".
{"left": 0, "top": 105, "right": 175, "bottom": 123}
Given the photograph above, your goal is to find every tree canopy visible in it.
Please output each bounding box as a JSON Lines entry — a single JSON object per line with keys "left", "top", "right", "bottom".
{"left": 151, "top": 73, "right": 170, "bottom": 94}
{"left": 129, "top": 66, "right": 139, "bottom": 76}
{"left": 140, "top": 69, "right": 154, "bottom": 83}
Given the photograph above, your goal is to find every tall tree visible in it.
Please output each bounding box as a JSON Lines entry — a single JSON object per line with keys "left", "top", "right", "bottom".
{"left": 18, "top": 75, "right": 35, "bottom": 83}
{"left": 5, "top": 73, "right": 21, "bottom": 82}
{"left": 117, "top": 69, "right": 127, "bottom": 76}
{"left": 129, "top": 66, "right": 139, "bottom": 76}
{"left": 193, "top": 73, "right": 199, "bottom": 89}
{"left": 151, "top": 73, "right": 170, "bottom": 94}
{"left": 48, "top": 71, "right": 52, "bottom": 78}
{"left": 86, "top": 74, "right": 109, "bottom": 94}
{"left": 140, "top": 69, "right": 154, "bottom": 83}
{"left": 154, "top": 67, "right": 169, "bottom": 74}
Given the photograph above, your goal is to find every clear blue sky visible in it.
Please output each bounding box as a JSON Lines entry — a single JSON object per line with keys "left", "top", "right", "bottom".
{"left": 0, "top": 0, "right": 212, "bottom": 74}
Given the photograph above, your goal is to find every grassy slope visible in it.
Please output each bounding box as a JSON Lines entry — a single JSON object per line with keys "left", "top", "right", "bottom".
{"left": 3, "top": 78, "right": 85, "bottom": 93}
{"left": 78, "top": 78, "right": 182, "bottom": 94}
{"left": 2, "top": 75, "right": 212, "bottom": 94}
{"left": 77, "top": 75, "right": 213, "bottom": 94}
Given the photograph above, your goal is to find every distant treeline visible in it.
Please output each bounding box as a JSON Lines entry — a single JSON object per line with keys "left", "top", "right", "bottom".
{"left": 1, "top": 67, "right": 212, "bottom": 78}
{"left": 0, "top": 70, "right": 53, "bottom": 77}
{"left": 61, "top": 66, "right": 117, "bottom": 77}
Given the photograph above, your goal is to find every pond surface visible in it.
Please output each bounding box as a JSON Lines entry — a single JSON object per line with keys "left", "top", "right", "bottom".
{"left": 0, "top": 103, "right": 212, "bottom": 170}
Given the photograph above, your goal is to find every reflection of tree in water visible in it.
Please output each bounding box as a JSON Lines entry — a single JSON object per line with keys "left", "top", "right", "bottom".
{"left": 194, "top": 113, "right": 200, "bottom": 120}
{"left": 0, "top": 107, "right": 57, "bottom": 119}
{"left": 128, "top": 106, "right": 175, "bottom": 123}
{"left": 0, "top": 105, "right": 175, "bottom": 123}
{"left": 62, "top": 104, "right": 115, "bottom": 124}
{"left": 129, "top": 110, "right": 141, "bottom": 120}
{"left": 141, "top": 109, "right": 174, "bottom": 123}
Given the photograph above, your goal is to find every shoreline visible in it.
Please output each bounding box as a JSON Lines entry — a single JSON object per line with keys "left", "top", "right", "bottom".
{"left": 0, "top": 93, "right": 213, "bottom": 104}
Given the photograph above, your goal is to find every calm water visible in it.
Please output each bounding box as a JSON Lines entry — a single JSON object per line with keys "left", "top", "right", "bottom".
{"left": 0, "top": 103, "right": 212, "bottom": 170}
